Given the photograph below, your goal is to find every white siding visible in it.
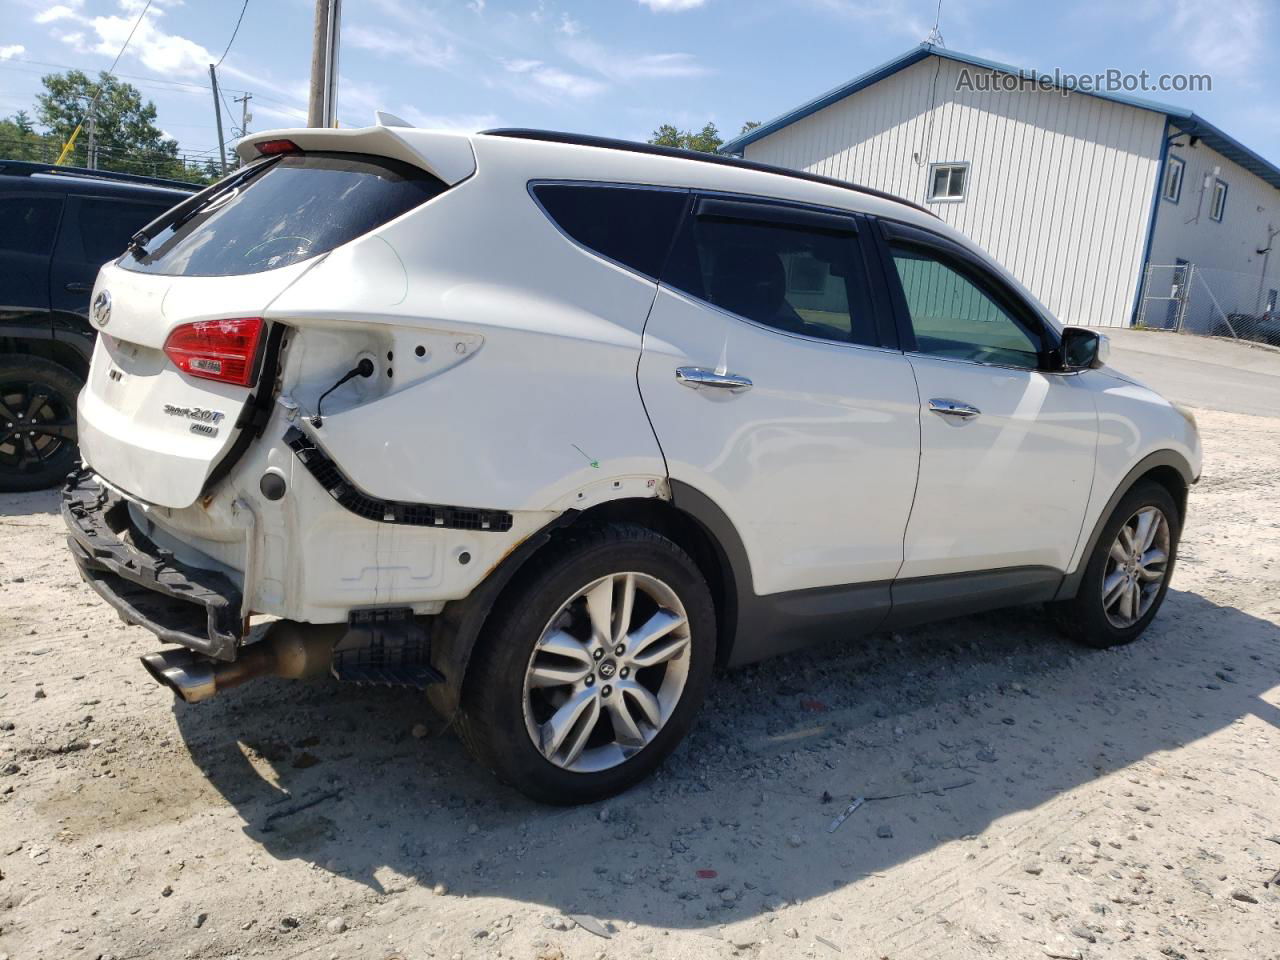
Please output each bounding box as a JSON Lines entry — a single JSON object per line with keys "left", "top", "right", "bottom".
{"left": 743, "top": 56, "right": 1167, "bottom": 328}
{"left": 1148, "top": 132, "right": 1280, "bottom": 318}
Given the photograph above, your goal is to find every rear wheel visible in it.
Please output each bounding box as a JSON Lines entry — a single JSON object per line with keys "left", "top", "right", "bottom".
{"left": 456, "top": 523, "right": 716, "bottom": 804}
{"left": 0, "top": 356, "right": 81, "bottom": 492}
{"left": 1052, "top": 481, "right": 1180, "bottom": 648}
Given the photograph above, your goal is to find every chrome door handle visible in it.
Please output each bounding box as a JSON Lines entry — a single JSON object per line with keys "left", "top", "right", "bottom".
{"left": 928, "top": 398, "right": 981, "bottom": 419}
{"left": 675, "top": 366, "right": 753, "bottom": 393}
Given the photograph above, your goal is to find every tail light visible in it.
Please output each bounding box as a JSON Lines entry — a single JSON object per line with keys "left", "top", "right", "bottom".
{"left": 256, "top": 138, "right": 300, "bottom": 156}
{"left": 163, "top": 318, "right": 265, "bottom": 386}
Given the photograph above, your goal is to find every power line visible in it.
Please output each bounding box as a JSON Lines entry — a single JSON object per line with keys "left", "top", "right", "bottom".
{"left": 215, "top": 0, "right": 251, "bottom": 69}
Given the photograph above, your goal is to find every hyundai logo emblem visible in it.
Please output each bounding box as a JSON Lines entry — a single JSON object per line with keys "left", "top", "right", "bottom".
{"left": 92, "top": 289, "right": 112, "bottom": 326}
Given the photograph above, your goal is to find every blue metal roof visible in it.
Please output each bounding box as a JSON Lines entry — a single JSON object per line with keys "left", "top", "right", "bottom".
{"left": 720, "top": 43, "right": 1280, "bottom": 192}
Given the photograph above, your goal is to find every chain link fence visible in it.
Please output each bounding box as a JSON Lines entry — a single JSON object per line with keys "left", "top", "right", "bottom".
{"left": 1136, "top": 262, "right": 1280, "bottom": 347}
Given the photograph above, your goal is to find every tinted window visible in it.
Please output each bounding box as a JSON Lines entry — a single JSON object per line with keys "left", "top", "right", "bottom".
{"left": 0, "top": 197, "right": 62, "bottom": 255}
{"left": 123, "top": 152, "right": 446, "bottom": 277}
{"left": 666, "top": 209, "right": 874, "bottom": 345}
{"left": 78, "top": 198, "right": 172, "bottom": 265}
{"left": 890, "top": 245, "right": 1041, "bottom": 368}
{"left": 533, "top": 183, "right": 686, "bottom": 279}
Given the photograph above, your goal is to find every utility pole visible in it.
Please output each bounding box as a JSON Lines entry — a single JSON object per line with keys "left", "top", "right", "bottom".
{"left": 209, "top": 63, "right": 228, "bottom": 175}
{"left": 85, "top": 111, "right": 96, "bottom": 169}
{"left": 233, "top": 92, "right": 252, "bottom": 167}
{"left": 307, "top": 0, "right": 342, "bottom": 127}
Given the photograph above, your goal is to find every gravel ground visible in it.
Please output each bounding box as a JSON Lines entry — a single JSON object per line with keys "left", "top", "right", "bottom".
{"left": 1, "top": 405, "right": 1278, "bottom": 960}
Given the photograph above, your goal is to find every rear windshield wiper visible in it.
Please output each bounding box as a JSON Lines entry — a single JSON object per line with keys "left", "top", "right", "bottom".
{"left": 128, "top": 156, "right": 280, "bottom": 260}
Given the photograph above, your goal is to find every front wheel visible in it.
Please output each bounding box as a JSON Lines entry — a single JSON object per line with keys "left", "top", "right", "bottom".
{"left": 1051, "top": 481, "right": 1181, "bottom": 648}
{"left": 456, "top": 523, "right": 716, "bottom": 804}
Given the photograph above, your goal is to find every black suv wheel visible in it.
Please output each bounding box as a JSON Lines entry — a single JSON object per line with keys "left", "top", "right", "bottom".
{"left": 0, "top": 356, "right": 81, "bottom": 492}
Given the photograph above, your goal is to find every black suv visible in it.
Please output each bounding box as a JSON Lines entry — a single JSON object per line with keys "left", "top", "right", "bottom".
{"left": 1, "top": 161, "right": 195, "bottom": 491}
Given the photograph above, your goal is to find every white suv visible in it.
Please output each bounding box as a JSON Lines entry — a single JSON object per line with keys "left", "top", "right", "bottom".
{"left": 64, "top": 124, "right": 1201, "bottom": 803}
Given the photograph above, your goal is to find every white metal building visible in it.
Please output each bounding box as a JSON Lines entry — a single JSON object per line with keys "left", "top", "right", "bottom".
{"left": 721, "top": 44, "right": 1280, "bottom": 331}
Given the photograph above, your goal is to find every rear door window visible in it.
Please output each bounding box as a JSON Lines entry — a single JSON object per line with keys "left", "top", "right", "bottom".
{"left": 532, "top": 183, "right": 687, "bottom": 279}
{"left": 663, "top": 197, "right": 877, "bottom": 346}
{"left": 122, "top": 152, "right": 447, "bottom": 277}
{"left": 0, "top": 196, "right": 62, "bottom": 255}
{"left": 77, "top": 197, "right": 174, "bottom": 265}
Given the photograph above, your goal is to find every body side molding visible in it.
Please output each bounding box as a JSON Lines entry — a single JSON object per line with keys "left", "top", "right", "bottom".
{"left": 1055, "top": 449, "right": 1195, "bottom": 601}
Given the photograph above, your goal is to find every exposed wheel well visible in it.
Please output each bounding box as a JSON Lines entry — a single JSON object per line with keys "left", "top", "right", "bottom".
{"left": 1134, "top": 464, "right": 1189, "bottom": 521}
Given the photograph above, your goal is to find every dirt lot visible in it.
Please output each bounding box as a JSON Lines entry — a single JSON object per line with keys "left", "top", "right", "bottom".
{"left": 1, "top": 405, "right": 1278, "bottom": 960}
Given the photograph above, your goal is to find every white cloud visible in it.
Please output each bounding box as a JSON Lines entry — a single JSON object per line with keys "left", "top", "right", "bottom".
{"left": 562, "top": 39, "right": 709, "bottom": 82}
{"left": 498, "top": 57, "right": 606, "bottom": 100}
{"left": 396, "top": 106, "right": 501, "bottom": 132}
{"left": 1160, "top": 0, "right": 1266, "bottom": 79}
{"left": 346, "top": 24, "right": 456, "bottom": 69}
{"left": 558, "top": 12, "right": 581, "bottom": 36}
{"left": 34, "top": 3, "right": 81, "bottom": 24}
{"left": 635, "top": 0, "right": 708, "bottom": 10}
{"left": 0, "top": 43, "right": 25, "bottom": 59}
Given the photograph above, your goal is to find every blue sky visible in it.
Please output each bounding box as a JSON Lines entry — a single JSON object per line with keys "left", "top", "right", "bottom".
{"left": 1, "top": 0, "right": 1276, "bottom": 167}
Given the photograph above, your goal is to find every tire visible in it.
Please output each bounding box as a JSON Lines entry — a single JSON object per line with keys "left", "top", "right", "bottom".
{"left": 0, "top": 356, "right": 82, "bottom": 493}
{"left": 1051, "top": 480, "right": 1181, "bottom": 649}
{"left": 456, "top": 522, "right": 716, "bottom": 805}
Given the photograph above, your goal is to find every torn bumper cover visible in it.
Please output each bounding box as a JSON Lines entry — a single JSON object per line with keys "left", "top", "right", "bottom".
{"left": 62, "top": 470, "right": 244, "bottom": 660}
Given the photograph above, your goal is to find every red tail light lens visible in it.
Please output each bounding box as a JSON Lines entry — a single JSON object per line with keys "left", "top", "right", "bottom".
{"left": 163, "top": 318, "right": 264, "bottom": 386}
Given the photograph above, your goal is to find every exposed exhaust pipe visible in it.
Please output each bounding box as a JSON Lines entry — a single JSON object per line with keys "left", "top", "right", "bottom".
{"left": 140, "top": 621, "right": 345, "bottom": 703}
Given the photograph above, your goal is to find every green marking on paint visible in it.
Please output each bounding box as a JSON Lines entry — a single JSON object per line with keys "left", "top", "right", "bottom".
{"left": 572, "top": 443, "right": 600, "bottom": 468}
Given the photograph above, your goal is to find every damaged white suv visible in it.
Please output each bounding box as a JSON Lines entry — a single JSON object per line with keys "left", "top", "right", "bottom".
{"left": 64, "top": 124, "right": 1201, "bottom": 803}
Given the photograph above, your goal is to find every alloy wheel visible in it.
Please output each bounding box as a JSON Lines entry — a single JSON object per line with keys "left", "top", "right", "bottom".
{"left": 0, "top": 381, "right": 76, "bottom": 477}
{"left": 1101, "top": 505, "right": 1170, "bottom": 628}
{"left": 522, "top": 571, "right": 692, "bottom": 774}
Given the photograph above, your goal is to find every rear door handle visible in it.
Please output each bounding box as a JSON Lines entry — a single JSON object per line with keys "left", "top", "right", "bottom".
{"left": 928, "top": 398, "right": 981, "bottom": 419}
{"left": 676, "top": 366, "right": 753, "bottom": 393}
{"left": 65, "top": 281, "right": 92, "bottom": 293}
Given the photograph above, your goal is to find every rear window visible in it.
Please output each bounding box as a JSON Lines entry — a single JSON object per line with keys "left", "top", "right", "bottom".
{"left": 122, "top": 152, "right": 447, "bottom": 277}
{"left": 532, "top": 183, "right": 687, "bottom": 279}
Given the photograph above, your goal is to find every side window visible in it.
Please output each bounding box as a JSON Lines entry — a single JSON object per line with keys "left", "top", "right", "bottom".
{"left": 890, "top": 244, "right": 1042, "bottom": 368}
{"left": 532, "top": 183, "right": 687, "bottom": 279}
{"left": 78, "top": 198, "right": 172, "bottom": 266}
{"left": 665, "top": 207, "right": 875, "bottom": 346}
{"left": 0, "top": 197, "right": 63, "bottom": 255}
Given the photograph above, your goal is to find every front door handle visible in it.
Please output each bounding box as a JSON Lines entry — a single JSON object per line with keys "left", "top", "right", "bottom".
{"left": 928, "top": 398, "right": 981, "bottom": 419}
{"left": 65, "top": 281, "right": 92, "bottom": 293}
{"left": 676, "top": 366, "right": 753, "bottom": 393}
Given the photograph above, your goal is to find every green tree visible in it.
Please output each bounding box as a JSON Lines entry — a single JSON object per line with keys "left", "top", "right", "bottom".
{"left": 647, "top": 121, "right": 725, "bottom": 153}
{"left": 740, "top": 120, "right": 761, "bottom": 134}
{"left": 0, "top": 111, "right": 52, "bottom": 162}
{"left": 35, "top": 69, "right": 182, "bottom": 177}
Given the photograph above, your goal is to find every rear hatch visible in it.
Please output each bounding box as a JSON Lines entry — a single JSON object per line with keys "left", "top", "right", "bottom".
{"left": 77, "top": 143, "right": 455, "bottom": 508}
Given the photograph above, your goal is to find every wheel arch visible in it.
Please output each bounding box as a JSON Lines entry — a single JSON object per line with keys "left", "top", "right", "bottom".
{"left": 2, "top": 322, "right": 92, "bottom": 380}
{"left": 1056, "top": 449, "right": 1193, "bottom": 601}
{"left": 426, "top": 485, "right": 751, "bottom": 720}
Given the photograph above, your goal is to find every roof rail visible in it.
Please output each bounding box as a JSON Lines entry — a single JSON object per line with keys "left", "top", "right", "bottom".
{"left": 0, "top": 159, "right": 197, "bottom": 191}
{"left": 479, "top": 128, "right": 936, "bottom": 217}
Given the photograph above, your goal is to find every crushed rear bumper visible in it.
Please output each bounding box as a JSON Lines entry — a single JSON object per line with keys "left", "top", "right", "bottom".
{"left": 62, "top": 469, "right": 244, "bottom": 660}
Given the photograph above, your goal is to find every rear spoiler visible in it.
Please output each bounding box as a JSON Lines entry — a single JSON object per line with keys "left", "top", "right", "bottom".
{"left": 234, "top": 126, "right": 476, "bottom": 185}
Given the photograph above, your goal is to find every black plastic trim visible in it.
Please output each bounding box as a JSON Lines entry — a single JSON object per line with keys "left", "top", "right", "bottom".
{"left": 694, "top": 196, "right": 858, "bottom": 233}
{"left": 284, "top": 426, "right": 515, "bottom": 532}
{"left": 62, "top": 470, "right": 243, "bottom": 660}
{"left": 201, "top": 320, "right": 286, "bottom": 496}
{"left": 886, "top": 566, "right": 1063, "bottom": 630}
{"left": 1055, "top": 450, "right": 1194, "bottom": 600}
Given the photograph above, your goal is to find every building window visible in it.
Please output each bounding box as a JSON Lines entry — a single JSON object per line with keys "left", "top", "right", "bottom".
{"left": 1210, "top": 178, "right": 1228, "bottom": 222}
{"left": 927, "top": 163, "right": 968, "bottom": 202}
{"left": 1162, "top": 155, "right": 1185, "bottom": 203}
